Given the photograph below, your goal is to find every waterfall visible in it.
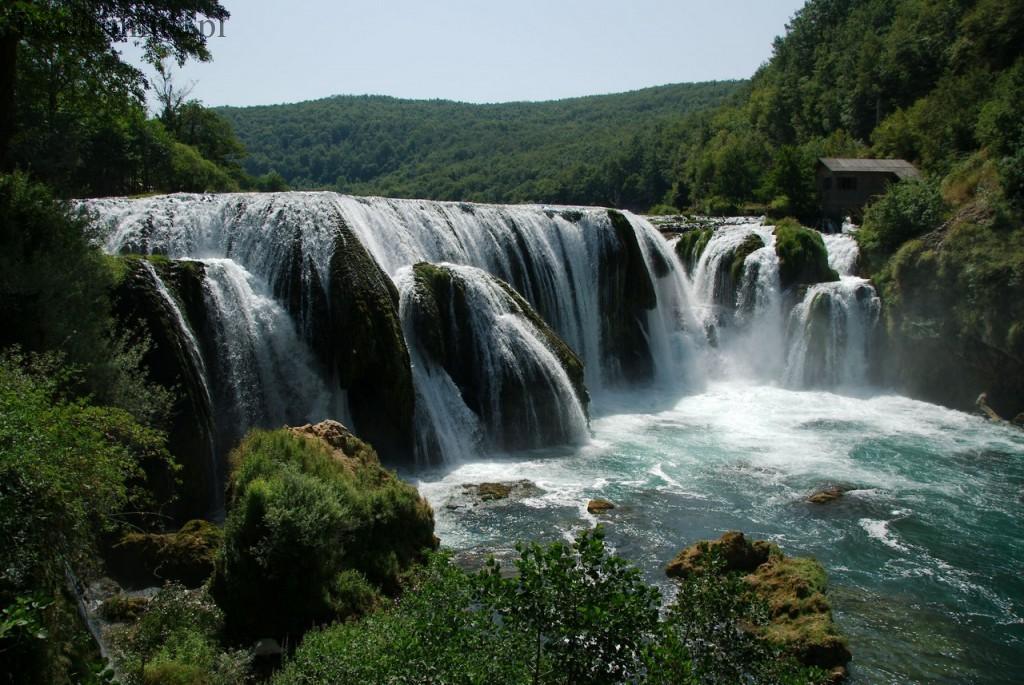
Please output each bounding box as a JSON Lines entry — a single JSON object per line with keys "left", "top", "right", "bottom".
{"left": 823, "top": 233, "right": 860, "bottom": 277}
{"left": 334, "top": 197, "right": 694, "bottom": 393}
{"left": 90, "top": 192, "right": 884, "bottom": 481}
{"left": 680, "top": 219, "right": 879, "bottom": 387}
{"left": 91, "top": 192, "right": 694, "bottom": 470}
{"left": 139, "top": 260, "right": 221, "bottom": 512}
{"left": 397, "top": 264, "right": 589, "bottom": 464}
{"left": 199, "top": 258, "right": 345, "bottom": 452}
{"left": 783, "top": 278, "right": 881, "bottom": 388}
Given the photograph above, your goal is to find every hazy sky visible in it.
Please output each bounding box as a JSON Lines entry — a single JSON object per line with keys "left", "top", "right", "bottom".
{"left": 125, "top": 0, "right": 806, "bottom": 108}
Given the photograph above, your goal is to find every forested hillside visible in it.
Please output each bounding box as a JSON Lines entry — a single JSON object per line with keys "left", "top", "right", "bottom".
{"left": 218, "top": 82, "right": 741, "bottom": 209}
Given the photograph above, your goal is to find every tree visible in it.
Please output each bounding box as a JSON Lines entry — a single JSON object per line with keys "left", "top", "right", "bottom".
{"left": 0, "top": 0, "right": 229, "bottom": 170}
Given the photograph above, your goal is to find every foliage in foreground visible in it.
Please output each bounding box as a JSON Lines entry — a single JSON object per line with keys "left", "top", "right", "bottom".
{"left": 107, "top": 583, "right": 250, "bottom": 685}
{"left": 210, "top": 427, "right": 435, "bottom": 641}
{"left": 274, "top": 528, "right": 826, "bottom": 685}
{"left": 0, "top": 351, "right": 171, "bottom": 683}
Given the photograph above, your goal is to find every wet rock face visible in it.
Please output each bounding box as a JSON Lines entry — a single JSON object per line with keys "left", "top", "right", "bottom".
{"left": 600, "top": 210, "right": 657, "bottom": 386}
{"left": 587, "top": 498, "right": 616, "bottom": 514}
{"left": 111, "top": 257, "right": 217, "bottom": 520}
{"left": 326, "top": 220, "right": 415, "bottom": 464}
{"left": 407, "top": 262, "right": 589, "bottom": 454}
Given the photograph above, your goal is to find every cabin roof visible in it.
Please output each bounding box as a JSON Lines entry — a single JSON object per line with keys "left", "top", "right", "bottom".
{"left": 818, "top": 158, "right": 920, "bottom": 179}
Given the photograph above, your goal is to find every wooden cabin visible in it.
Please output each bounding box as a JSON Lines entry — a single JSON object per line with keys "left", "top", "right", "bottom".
{"left": 817, "top": 158, "right": 919, "bottom": 221}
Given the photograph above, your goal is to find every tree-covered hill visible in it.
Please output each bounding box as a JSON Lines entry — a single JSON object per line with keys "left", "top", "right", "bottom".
{"left": 217, "top": 82, "right": 742, "bottom": 208}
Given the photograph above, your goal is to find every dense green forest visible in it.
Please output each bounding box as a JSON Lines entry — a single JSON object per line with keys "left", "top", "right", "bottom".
{"left": 218, "top": 82, "right": 741, "bottom": 209}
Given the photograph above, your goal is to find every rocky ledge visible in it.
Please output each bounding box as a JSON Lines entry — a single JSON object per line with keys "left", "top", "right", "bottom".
{"left": 666, "top": 531, "right": 851, "bottom": 680}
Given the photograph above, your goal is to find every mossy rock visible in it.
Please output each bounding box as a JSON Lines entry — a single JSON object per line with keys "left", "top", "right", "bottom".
{"left": 587, "top": 498, "right": 616, "bottom": 514}
{"left": 408, "top": 262, "right": 589, "bottom": 456}
{"left": 665, "top": 531, "right": 777, "bottom": 578}
{"left": 730, "top": 233, "right": 766, "bottom": 284}
{"left": 326, "top": 219, "right": 415, "bottom": 464}
{"left": 99, "top": 594, "right": 150, "bottom": 623}
{"left": 211, "top": 423, "right": 435, "bottom": 640}
{"left": 772, "top": 219, "right": 839, "bottom": 290}
{"left": 666, "top": 531, "right": 851, "bottom": 675}
{"left": 107, "top": 520, "right": 222, "bottom": 588}
{"left": 746, "top": 556, "right": 852, "bottom": 672}
{"left": 110, "top": 256, "right": 217, "bottom": 520}
{"left": 601, "top": 210, "right": 657, "bottom": 385}
{"left": 674, "top": 227, "right": 714, "bottom": 273}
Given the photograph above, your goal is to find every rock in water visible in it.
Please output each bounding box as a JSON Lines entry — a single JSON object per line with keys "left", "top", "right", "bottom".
{"left": 461, "top": 480, "right": 541, "bottom": 503}
{"left": 807, "top": 485, "right": 849, "bottom": 504}
{"left": 587, "top": 498, "right": 616, "bottom": 514}
{"left": 665, "top": 531, "right": 773, "bottom": 578}
{"left": 665, "top": 531, "right": 851, "bottom": 678}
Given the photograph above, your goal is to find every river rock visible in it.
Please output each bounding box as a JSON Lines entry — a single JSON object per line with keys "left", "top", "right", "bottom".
{"left": 665, "top": 531, "right": 774, "bottom": 578}
{"left": 665, "top": 531, "right": 851, "bottom": 678}
{"left": 462, "top": 480, "right": 541, "bottom": 502}
{"left": 807, "top": 485, "right": 850, "bottom": 504}
{"left": 587, "top": 498, "right": 616, "bottom": 514}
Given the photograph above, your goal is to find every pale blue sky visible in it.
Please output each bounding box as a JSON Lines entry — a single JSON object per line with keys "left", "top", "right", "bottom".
{"left": 125, "top": 0, "right": 806, "bottom": 107}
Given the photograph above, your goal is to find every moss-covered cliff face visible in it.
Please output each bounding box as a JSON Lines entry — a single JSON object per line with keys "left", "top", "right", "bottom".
{"left": 871, "top": 206, "right": 1024, "bottom": 418}
{"left": 110, "top": 256, "right": 217, "bottom": 520}
{"left": 772, "top": 220, "right": 839, "bottom": 290}
{"left": 326, "top": 219, "right": 415, "bottom": 464}
{"left": 601, "top": 210, "right": 658, "bottom": 385}
{"left": 407, "top": 262, "right": 589, "bottom": 456}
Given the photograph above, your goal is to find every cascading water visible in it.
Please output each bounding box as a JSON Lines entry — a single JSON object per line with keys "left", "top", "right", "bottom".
{"left": 334, "top": 196, "right": 696, "bottom": 393}
{"left": 783, "top": 231, "right": 880, "bottom": 388}
{"left": 199, "top": 257, "right": 344, "bottom": 452}
{"left": 139, "top": 260, "right": 221, "bottom": 511}
{"left": 90, "top": 192, "right": 696, "bottom": 468}
{"left": 680, "top": 220, "right": 879, "bottom": 387}
{"left": 396, "top": 263, "right": 589, "bottom": 465}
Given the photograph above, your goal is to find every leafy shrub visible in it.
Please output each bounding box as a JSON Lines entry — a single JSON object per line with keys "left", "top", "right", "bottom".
{"left": 647, "top": 203, "right": 681, "bottom": 216}
{"left": 858, "top": 179, "right": 947, "bottom": 256}
{"left": 108, "top": 583, "right": 250, "bottom": 685}
{"left": 0, "top": 350, "right": 172, "bottom": 683}
{"left": 0, "top": 172, "right": 173, "bottom": 426}
{"left": 702, "top": 195, "right": 739, "bottom": 216}
{"left": 480, "top": 527, "right": 662, "bottom": 684}
{"left": 211, "top": 428, "right": 434, "bottom": 640}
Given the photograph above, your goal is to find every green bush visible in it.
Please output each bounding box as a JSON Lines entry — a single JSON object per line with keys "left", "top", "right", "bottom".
{"left": 0, "top": 173, "right": 173, "bottom": 426}
{"left": 0, "top": 350, "right": 172, "bottom": 683}
{"left": 858, "top": 179, "right": 948, "bottom": 257}
{"left": 211, "top": 428, "right": 434, "bottom": 640}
